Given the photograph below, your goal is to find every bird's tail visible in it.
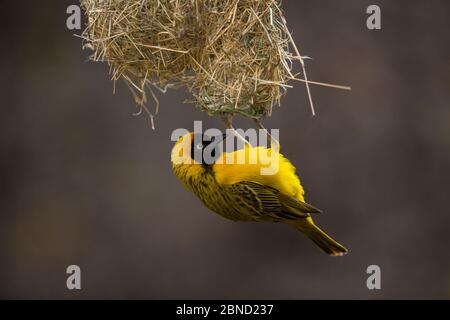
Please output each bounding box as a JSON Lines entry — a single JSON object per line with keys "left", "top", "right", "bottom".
{"left": 293, "top": 219, "right": 348, "bottom": 256}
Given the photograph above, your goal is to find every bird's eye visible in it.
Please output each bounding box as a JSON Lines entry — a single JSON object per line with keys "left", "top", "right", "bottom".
{"left": 196, "top": 143, "right": 203, "bottom": 150}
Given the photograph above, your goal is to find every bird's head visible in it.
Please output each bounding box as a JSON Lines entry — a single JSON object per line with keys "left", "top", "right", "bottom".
{"left": 171, "top": 132, "right": 225, "bottom": 167}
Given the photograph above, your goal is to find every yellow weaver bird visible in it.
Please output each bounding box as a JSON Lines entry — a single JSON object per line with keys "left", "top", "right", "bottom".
{"left": 171, "top": 132, "right": 348, "bottom": 256}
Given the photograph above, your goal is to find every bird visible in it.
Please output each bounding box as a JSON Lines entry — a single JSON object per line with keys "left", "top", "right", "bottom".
{"left": 171, "top": 131, "right": 348, "bottom": 256}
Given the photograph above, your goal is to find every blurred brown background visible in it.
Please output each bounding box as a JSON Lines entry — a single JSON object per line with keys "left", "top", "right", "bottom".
{"left": 1, "top": 0, "right": 449, "bottom": 299}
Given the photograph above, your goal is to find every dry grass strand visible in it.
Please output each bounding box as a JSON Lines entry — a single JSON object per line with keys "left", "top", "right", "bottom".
{"left": 80, "top": 0, "right": 325, "bottom": 120}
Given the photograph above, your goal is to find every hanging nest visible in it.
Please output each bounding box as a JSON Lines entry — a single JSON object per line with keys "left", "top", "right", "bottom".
{"left": 80, "top": 0, "right": 315, "bottom": 126}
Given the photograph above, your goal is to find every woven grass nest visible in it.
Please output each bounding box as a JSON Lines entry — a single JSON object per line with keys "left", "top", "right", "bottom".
{"left": 80, "top": 0, "right": 319, "bottom": 127}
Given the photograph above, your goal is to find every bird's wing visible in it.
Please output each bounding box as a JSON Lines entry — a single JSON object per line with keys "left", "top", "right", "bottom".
{"left": 227, "top": 181, "right": 320, "bottom": 221}
{"left": 277, "top": 192, "right": 322, "bottom": 215}
{"left": 226, "top": 181, "right": 281, "bottom": 219}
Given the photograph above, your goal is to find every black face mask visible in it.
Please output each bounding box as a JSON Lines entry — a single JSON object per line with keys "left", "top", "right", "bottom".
{"left": 190, "top": 134, "right": 227, "bottom": 166}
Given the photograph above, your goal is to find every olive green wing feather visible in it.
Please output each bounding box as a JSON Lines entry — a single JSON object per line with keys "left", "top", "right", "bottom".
{"left": 277, "top": 192, "right": 322, "bottom": 215}
{"left": 226, "top": 181, "right": 281, "bottom": 220}
{"left": 226, "top": 181, "right": 321, "bottom": 221}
